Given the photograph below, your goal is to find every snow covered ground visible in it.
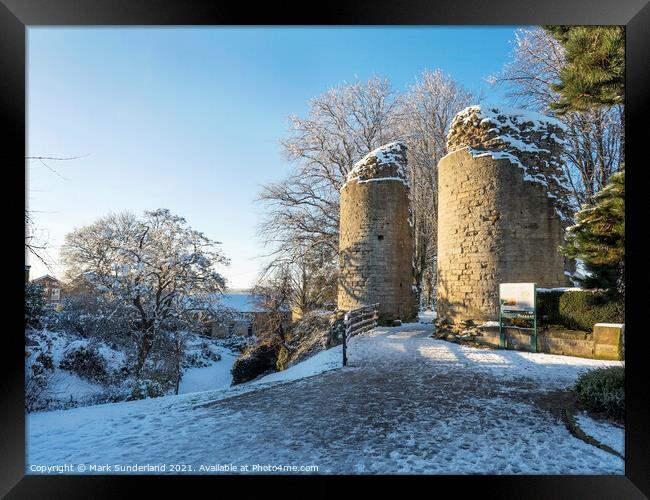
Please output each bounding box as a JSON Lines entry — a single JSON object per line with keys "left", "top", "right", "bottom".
{"left": 176, "top": 333, "right": 251, "bottom": 395}
{"left": 27, "top": 322, "right": 624, "bottom": 475}
{"left": 417, "top": 309, "right": 436, "bottom": 323}
{"left": 178, "top": 345, "right": 238, "bottom": 395}
{"left": 25, "top": 330, "right": 131, "bottom": 411}
{"left": 27, "top": 328, "right": 245, "bottom": 410}
{"left": 575, "top": 412, "right": 624, "bottom": 456}
{"left": 255, "top": 345, "right": 342, "bottom": 385}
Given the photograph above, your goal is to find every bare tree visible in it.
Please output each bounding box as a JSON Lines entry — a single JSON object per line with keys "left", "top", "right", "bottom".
{"left": 257, "top": 77, "right": 401, "bottom": 309}
{"left": 250, "top": 264, "right": 294, "bottom": 349}
{"left": 259, "top": 77, "right": 401, "bottom": 254}
{"left": 396, "top": 70, "right": 474, "bottom": 306}
{"left": 490, "top": 28, "right": 624, "bottom": 206}
{"left": 25, "top": 154, "right": 87, "bottom": 269}
{"left": 260, "top": 73, "right": 475, "bottom": 310}
{"left": 258, "top": 244, "right": 338, "bottom": 319}
{"left": 25, "top": 209, "right": 50, "bottom": 268}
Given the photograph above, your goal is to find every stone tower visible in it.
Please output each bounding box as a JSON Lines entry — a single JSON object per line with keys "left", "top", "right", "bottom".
{"left": 338, "top": 141, "right": 417, "bottom": 324}
{"left": 437, "top": 106, "right": 573, "bottom": 324}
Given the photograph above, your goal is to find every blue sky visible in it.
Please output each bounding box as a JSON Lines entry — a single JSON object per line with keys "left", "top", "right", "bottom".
{"left": 27, "top": 26, "right": 524, "bottom": 288}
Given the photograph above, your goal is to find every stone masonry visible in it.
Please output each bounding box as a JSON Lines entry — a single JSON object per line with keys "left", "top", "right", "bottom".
{"left": 437, "top": 106, "right": 573, "bottom": 324}
{"left": 338, "top": 141, "right": 417, "bottom": 324}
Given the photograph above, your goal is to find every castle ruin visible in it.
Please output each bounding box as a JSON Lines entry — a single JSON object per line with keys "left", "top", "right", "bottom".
{"left": 436, "top": 106, "right": 573, "bottom": 324}
{"left": 337, "top": 141, "right": 418, "bottom": 324}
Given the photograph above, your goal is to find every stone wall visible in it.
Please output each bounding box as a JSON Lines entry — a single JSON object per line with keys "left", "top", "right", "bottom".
{"left": 475, "top": 323, "right": 624, "bottom": 361}
{"left": 437, "top": 106, "right": 572, "bottom": 324}
{"left": 338, "top": 142, "right": 417, "bottom": 324}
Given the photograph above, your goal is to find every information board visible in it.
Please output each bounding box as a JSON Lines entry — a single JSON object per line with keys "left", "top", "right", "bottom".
{"left": 498, "top": 283, "right": 537, "bottom": 352}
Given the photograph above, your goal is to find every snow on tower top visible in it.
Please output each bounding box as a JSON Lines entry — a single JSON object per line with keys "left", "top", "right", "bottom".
{"left": 447, "top": 105, "right": 568, "bottom": 154}
{"left": 446, "top": 105, "right": 573, "bottom": 222}
{"left": 345, "top": 141, "right": 409, "bottom": 186}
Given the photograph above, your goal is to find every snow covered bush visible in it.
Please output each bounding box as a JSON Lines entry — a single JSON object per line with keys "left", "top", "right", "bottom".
{"left": 54, "top": 293, "right": 133, "bottom": 348}
{"left": 220, "top": 335, "right": 256, "bottom": 353}
{"left": 25, "top": 347, "right": 55, "bottom": 412}
{"left": 574, "top": 366, "right": 624, "bottom": 420}
{"left": 129, "top": 378, "right": 168, "bottom": 401}
{"left": 25, "top": 327, "right": 238, "bottom": 410}
{"left": 184, "top": 340, "right": 222, "bottom": 368}
{"left": 25, "top": 327, "right": 140, "bottom": 412}
{"left": 59, "top": 343, "right": 111, "bottom": 384}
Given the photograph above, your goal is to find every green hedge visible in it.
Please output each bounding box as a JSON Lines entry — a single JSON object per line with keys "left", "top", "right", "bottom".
{"left": 574, "top": 366, "right": 624, "bottom": 420}
{"left": 231, "top": 343, "right": 279, "bottom": 385}
{"left": 536, "top": 290, "right": 624, "bottom": 332}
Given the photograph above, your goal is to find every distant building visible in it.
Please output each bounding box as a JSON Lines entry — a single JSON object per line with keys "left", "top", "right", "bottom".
{"left": 31, "top": 275, "right": 64, "bottom": 305}
{"left": 211, "top": 291, "right": 291, "bottom": 339}
{"left": 62, "top": 272, "right": 97, "bottom": 298}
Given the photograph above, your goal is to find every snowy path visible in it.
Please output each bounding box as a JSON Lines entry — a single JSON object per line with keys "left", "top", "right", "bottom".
{"left": 178, "top": 348, "right": 238, "bottom": 395}
{"left": 27, "top": 323, "right": 624, "bottom": 474}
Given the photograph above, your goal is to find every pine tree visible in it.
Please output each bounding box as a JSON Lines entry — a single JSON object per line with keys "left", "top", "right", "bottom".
{"left": 25, "top": 282, "right": 47, "bottom": 329}
{"left": 544, "top": 26, "right": 624, "bottom": 114}
{"left": 563, "top": 169, "right": 624, "bottom": 293}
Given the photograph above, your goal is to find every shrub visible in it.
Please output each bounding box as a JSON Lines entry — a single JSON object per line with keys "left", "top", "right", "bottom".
{"left": 201, "top": 341, "right": 221, "bottom": 362}
{"left": 35, "top": 351, "right": 54, "bottom": 370}
{"left": 128, "top": 378, "right": 167, "bottom": 400}
{"left": 276, "top": 345, "right": 290, "bottom": 371}
{"left": 54, "top": 294, "right": 133, "bottom": 347}
{"left": 231, "top": 343, "right": 279, "bottom": 384}
{"left": 25, "top": 348, "right": 55, "bottom": 412}
{"left": 221, "top": 335, "right": 256, "bottom": 353}
{"left": 282, "top": 310, "right": 341, "bottom": 367}
{"left": 59, "top": 343, "right": 109, "bottom": 384}
{"left": 537, "top": 290, "right": 624, "bottom": 332}
{"left": 574, "top": 366, "right": 624, "bottom": 420}
{"left": 183, "top": 343, "right": 221, "bottom": 369}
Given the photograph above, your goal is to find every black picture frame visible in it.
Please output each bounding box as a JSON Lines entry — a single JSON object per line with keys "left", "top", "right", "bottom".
{"left": 3, "top": 0, "right": 648, "bottom": 497}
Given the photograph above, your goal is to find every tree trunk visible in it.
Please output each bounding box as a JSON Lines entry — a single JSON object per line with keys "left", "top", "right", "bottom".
{"left": 175, "top": 358, "right": 181, "bottom": 395}
{"left": 174, "top": 338, "right": 182, "bottom": 395}
{"left": 135, "top": 323, "right": 155, "bottom": 375}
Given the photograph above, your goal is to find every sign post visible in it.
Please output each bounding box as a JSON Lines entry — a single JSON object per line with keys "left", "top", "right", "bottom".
{"left": 498, "top": 283, "right": 537, "bottom": 352}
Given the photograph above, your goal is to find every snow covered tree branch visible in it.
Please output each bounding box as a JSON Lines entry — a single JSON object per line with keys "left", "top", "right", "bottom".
{"left": 259, "top": 73, "right": 473, "bottom": 307}
{"left": 490, "top": 28, "right": 624, "bottom": 206}
{"left": 396, "top": 70, "right": 474, "bottom": 306}
{"left": 60, "top": 209, "right": 230, "bottom": 373}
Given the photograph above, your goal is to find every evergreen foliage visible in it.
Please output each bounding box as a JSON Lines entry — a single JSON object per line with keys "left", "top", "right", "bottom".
{"left": 536, "top": 290, "right": 624, "bottom": 332}
{"left": 231, "top": 342, "right": 280, "bottom": 384}
{"left": 574, "top": 366, "right": 624, "bottom": 420}
{"left": 544, "top": 26, "right": 624, "bottom": 114}
{"left": 563, "top": 169, "right": 625, "bottom": 293}
{"left": 25, "top": 282, "right": 47, "bottom": 329}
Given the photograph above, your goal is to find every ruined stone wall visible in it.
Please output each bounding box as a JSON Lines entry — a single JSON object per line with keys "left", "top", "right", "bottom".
{"left": 338, "top": 142, "right": 417, "bottom": 323}
{"left": 447, "top": 106, "right": 574, "bottom": 222}
{"left": 437, "top": 107, "right": 572, "bottom": 324}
